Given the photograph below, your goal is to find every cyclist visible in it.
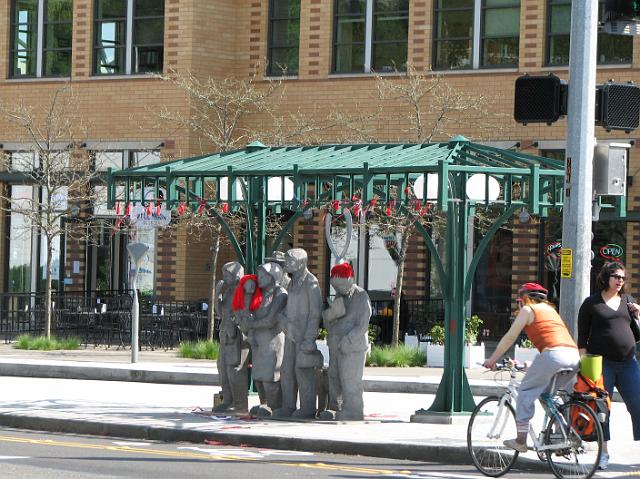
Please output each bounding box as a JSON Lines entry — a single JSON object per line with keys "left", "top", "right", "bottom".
{"left": 483, "top": 282, "right": 580, "bottom": 452}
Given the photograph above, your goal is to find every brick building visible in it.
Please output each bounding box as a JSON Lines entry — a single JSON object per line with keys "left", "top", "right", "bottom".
{"left": 0, "top": 0, "right": 638, "bottom": 336}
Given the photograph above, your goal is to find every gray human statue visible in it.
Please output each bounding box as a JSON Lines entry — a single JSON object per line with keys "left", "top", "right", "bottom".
{"left": 319, "top": 262, "right": 372, "bottom": 421}
{"left": 264, "top": 250, "right": 291, "bottom": 289}
{"left": 236, "top": 263, "right": 287, "bottom": 417}
{"left": 213, "top": 261, "right": 249, "bottom": 413}
{"left": 273, "top": 248, "right": 323, "bottom": 419}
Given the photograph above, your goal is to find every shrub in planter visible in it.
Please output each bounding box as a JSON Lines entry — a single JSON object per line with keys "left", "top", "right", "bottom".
{"left": 426, "top": 316, "right": 485, "bottom": 367}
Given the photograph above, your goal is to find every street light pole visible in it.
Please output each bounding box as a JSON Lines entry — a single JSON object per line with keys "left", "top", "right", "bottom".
{"left": 559, "top": 0, "right": 599, "bottom": 337}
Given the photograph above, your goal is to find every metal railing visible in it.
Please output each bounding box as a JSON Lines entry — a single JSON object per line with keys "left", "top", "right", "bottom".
{"left": 0, "top": 291, "right": 209, "bottom": 350}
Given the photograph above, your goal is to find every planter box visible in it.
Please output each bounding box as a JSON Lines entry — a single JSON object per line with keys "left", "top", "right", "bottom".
{"left": 514, "top": 346, "right": 539, "bottom": 363}
{"left": 426, "top": 343, "right": 485, "bottom": 368}
{"left": 316, "top": 339, "right": 370, "bottom": 368}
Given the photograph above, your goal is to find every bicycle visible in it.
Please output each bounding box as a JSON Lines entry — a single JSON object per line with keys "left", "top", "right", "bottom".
{"left": 467, "top": 358, "right": 604, "bottom": 479}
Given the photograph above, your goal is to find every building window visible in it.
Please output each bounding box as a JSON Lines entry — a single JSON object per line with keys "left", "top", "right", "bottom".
{"left": 10, "top": 0, "right": 72, "bottom": 78}
{"left": 94, "top": 0, "right": 164, "bottom": 75}
{"left": 333, "top": 0, "right": 408, "bottom": 74}
{"left": 268, "top": 0, "right": 300, "bottom": 76}
{"left": 547, "top": 0, "right": 632, "bottom": 66}
{"left": 433, "top": 0, "right": 520, "bottom": 70}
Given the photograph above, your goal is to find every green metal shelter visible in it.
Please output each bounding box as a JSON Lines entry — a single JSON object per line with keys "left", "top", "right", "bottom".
{"left": 108, "top": 136, "right": 571, "bottom": 415}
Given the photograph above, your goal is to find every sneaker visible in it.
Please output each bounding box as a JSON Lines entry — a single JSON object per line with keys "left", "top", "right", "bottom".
{"left": 598, "top": 453, "right": 610, "bottom": 470}
{"left": 503, "top": 438, "right": 528, "bottom": 453}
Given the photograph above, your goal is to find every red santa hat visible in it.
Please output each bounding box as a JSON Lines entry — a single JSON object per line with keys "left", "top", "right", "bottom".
{"left": 330, "top": 262, "right": 354, "bottom": 279}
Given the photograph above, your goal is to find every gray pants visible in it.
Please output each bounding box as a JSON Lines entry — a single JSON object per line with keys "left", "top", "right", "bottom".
{"left": 515, "top": 347, "right": 580, "bottom": 428}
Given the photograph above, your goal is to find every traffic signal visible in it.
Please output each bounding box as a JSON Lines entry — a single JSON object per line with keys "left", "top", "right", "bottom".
{"left": 514, "top": 74, "right": 568, "bottom": 125}
{"left": 596, "top": 82, "right": 640, "bottom": 132}
{"left": 605, "top": 0, "right": 640, "bottom": 21}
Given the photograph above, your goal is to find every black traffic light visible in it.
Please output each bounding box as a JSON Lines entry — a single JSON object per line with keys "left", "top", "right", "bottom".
{"left": 605, "top": 0, "right": 640, "bottom": 21}
{"left": 514, "top": 74, "right": 568, "bottom": 125}
{"left": 596, "top": 82, "right": 640, "bottom": 132}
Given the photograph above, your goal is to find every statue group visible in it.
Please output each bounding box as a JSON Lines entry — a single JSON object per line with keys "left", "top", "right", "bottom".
{"left": 214, "top": 248, "right": 372, "bottom": 421}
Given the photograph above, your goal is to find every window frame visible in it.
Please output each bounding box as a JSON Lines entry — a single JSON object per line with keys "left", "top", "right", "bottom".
{"left": 93, "top": 0, "right": 165, "bottom": 76}
{"left": 332, "top": 0, "right": 409, "bottom": 74}
{"left": 545, "top": 0, "right": 633, "bottom": 66}
{"left": 432, "top": 0, "right": 521, "bottom": 71}
{"left": 267, "top": 0, "right": 300, "bottom": 76}
{"left": 10, "top": 0, "right": 73, "bottom": 78}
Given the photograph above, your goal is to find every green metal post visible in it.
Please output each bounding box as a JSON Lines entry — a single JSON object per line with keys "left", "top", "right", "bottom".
{"left": 428, "top": 176, "right": 475, "bottom": 414}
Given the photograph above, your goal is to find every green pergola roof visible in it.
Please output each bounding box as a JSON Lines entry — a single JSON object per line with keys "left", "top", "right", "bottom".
{"left": 108, "top": 137, "right": 566, "bottom": 214}
{"left": 114, "top": 138, "right": 563, "bottom": 176}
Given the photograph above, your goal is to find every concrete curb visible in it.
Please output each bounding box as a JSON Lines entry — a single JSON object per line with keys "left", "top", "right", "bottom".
{"left": 0, "top": 412, "right": 546, "bottom": 472}
{"left": 0, "top": 362, "right": 218, "bottom": 386}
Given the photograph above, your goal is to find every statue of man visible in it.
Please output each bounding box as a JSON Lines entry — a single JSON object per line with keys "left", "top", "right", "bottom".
{"left": 319, "top": 262, "right": 372, "bottom": 421}
{"left": 264, "top": 251, "right": 290, "bottom": 289}
{"left": 273, "top": 248, "right": 323, "bottom": 419}
{"left": 213, "top": 261, "right": 249, "bottom": 413}
{"left": 236, "top": 263, "right": 287, "bottom": 417}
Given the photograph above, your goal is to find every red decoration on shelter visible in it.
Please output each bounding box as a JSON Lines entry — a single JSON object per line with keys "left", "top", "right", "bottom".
{"left": 124, "top": 202, "right": 131, "bottom": 217}
{"left": 177, "top": 202, "right": 187, "bottom": 216}
{"left": 115, "top": 201, "right": 121, "bottom": 216}
{"left": 146, "top": 203, "right": 152, "bottom": 217}
{"left": 221, "top": 202, "right": 229, "bottom": 213}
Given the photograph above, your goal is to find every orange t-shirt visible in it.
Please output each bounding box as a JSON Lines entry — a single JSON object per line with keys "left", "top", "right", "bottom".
{"left": 523, "top": 304, "right": 577, "bottom": 352}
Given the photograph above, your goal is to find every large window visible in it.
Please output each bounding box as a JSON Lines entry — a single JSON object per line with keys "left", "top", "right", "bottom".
{"left": 10, "top": 0, "right": 72, "bottom": 78}
{"left": 433, "top": 0, "right": 520, "bottom": 70}
{"left": 333, "top": 0, "right": 408, "bottom": 74}
{"left": 94, "top": 0, "right": 164, "bottom": 75}
{"left": 547, "top": 0, "right": 632, "bottom": 66}
{"left": 267, "top": 0, "right": 300, "bottom": 76}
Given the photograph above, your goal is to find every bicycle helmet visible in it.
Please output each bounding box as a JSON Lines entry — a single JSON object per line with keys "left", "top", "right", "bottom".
{"left": 518, "top": 282, "right": 548, "bottom": 301}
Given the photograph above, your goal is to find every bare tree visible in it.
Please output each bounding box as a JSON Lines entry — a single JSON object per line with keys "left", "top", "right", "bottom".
{"left": 376, "top": 64, "right": 506, "bottom": 143}
{"left": 0, "top": 86, "right": 99, "bottom": 338}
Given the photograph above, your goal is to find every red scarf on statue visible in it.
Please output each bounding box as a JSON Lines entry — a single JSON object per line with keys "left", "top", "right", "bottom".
{"left": 231, "top": 274, "right": 262, "bottom": 312}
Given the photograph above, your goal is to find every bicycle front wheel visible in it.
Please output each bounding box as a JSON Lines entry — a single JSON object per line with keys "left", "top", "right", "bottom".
{"left": 544, "top": 399, "right": 603, "bottom": 479}
{"left": 467, "top": 396, "right": 519, "bottom": 477}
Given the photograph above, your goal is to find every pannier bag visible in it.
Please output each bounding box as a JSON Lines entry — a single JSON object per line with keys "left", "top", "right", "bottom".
{"left": 570, "top": 371, "right": 611, "bottom": 441}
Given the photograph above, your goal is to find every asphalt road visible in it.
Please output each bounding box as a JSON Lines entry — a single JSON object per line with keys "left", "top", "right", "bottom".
{"left": 0, "top": 428, "right": 553, "bottom": 479}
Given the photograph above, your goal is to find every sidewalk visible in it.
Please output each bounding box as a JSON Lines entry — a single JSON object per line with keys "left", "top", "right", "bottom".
{"left": 0, "top": 344, "right": 638, "bottom": 475}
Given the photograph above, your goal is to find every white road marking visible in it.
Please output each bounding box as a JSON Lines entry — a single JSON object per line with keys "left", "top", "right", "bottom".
{"left": 111, "top": 441, "right": 152, "bottom": 447}
{"left": 177, "top": 446, "right": 313, "bottom": 459}
{"left": 0, "top": 456, "right": 29, "bottom": 460}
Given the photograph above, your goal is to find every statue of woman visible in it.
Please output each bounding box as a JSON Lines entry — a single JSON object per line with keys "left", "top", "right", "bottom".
{"left": 237, "top": 263, "right": 287, "bottom": 417}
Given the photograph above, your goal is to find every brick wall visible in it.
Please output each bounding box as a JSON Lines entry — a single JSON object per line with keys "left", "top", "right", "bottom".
{"left": 0, "top": 0, "right": 638, "bottom": 302}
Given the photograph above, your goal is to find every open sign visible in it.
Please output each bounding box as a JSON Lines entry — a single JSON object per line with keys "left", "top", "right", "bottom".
{"left": 599, "top": 243, "right": 624, "bottom": 260}
{"left": 546, "top": 240, "right": 562, "bottom": 256}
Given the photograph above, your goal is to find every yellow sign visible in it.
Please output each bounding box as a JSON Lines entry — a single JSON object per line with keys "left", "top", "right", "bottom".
{"left": 560, "top": 248, "right": 573, "bottom": 278}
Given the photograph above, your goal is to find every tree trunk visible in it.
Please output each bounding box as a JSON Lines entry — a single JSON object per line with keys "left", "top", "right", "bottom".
{"left": 207, "top": 225, "right": 222, "bottom": 341}
{"left": 45, "top": 239, "right": 53, "bottom": 339}
{"left": 391, "top": 229, "right": 412, "bottom": 346}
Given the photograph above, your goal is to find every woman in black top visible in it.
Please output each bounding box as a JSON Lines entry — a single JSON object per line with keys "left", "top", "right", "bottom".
{"left": 578, "top": 261, "right": 640, "bottom": 470}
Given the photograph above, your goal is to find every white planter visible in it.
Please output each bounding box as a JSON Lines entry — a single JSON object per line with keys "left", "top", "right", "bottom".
{"left": 426, "top": 343, "right": 485, "bottom": 368}
{"left": 316, "top": 339, "right": 330, "bottom": 368}
{"left": 316, "top": 339, "right": 370, "bottom": 368}
{"left": 404, "top": 334, "right": 419, "bottom": 348}
{"left": 514, "top": 346, "right": 539, "bottom": 363}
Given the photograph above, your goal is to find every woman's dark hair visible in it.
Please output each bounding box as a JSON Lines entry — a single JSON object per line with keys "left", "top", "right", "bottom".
{"left": 596, "top": 261, "right": 626, "bottom": 293}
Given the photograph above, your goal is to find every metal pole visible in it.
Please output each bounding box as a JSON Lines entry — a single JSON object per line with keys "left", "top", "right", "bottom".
{"left": 559, "top": 0, "right": 598, "bottom": 337}
{"left": 131, "top": 273, "right": 139, "bottom": 363}
{"left": 127, "top": 241, "right": 149, "bottom": 364}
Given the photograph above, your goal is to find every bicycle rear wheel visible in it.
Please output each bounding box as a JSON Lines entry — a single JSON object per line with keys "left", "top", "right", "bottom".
{"left": 467, "top": 396, "right": 519, "bottom": 477}
{"left": 544, "top": 400, "right": 603, "bottom": 479}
